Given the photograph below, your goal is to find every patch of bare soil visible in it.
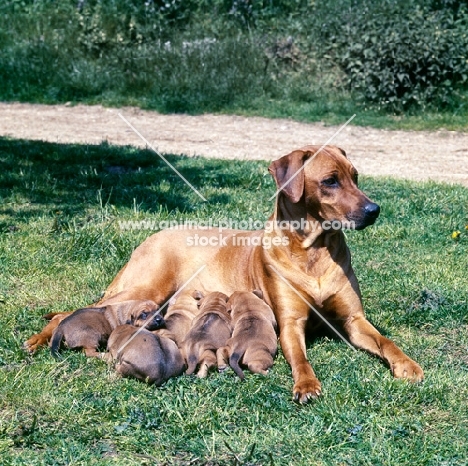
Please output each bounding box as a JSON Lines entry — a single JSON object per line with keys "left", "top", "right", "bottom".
{"left": 1, "top": 102, "right": 467, "bottom": 186}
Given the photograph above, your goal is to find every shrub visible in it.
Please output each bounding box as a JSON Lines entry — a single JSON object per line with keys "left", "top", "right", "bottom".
{"left": 320, "top": 3, "right": 468, "bottom": 111}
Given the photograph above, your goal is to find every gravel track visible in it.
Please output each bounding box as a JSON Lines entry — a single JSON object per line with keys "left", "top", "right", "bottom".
{"left": 1, "top": 102, "right": 467, "bottom": 186}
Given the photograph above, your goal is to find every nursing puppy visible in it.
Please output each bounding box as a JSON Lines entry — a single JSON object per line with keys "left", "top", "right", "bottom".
{"left": 219, "top": 290, "right": 278, "bottom": 380}
{"left": 181, "top": 291, "right": 232, "bottom": 377}
{"left": 106, "top": 324, "right": 185, "bottom": 385}
{"left": 157, "top": 292, "right": 200, "bottom": 347}
{"left": 50, "top": 300, "right": 163, "bottom": 358}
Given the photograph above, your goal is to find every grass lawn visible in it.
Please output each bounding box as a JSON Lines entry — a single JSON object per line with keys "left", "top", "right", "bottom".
{"left": 1, "top": 137, "right": 467, "bottom": 465}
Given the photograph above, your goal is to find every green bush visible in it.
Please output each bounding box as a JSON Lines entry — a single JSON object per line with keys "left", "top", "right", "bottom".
{"left": 1, "top": 0, "right": 468, "bottom": 120}
{"left": 320, "top": 3, "right": 468, "bottom": 111}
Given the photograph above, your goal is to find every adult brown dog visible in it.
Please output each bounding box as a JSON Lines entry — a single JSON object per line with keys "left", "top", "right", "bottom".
{"left": 25, "top": 145, "right": 424, "bottom": 402}
{"left": 181, "top": 291, "right": 232, "bottom": 378}
{"left": 218, "top": 290, "right": 277, "bottom": 379}
{"left": 106, "top": 324, "right": 186, "bottom": 385}
{"left": 49, "top": 300, "right": 163, "bottom": 358}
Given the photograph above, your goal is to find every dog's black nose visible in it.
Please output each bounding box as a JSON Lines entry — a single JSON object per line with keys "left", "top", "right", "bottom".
{"left": 146, "top": 313, "right": 165, "bottom": 330}
{"left": 364, "top": 202, "right": 380, "bottom": 219}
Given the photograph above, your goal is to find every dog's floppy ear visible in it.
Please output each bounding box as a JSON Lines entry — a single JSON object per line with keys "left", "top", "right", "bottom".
{"left": 252, "top": 289, "right": 264, "bottom": 300}
{"left": 268, "top": 149, "right": 309, "bottom": 203}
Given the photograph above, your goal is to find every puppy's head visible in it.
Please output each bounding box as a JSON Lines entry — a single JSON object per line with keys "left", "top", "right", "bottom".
{"left": 132, "top": 301, "right": 164, "bottom": 330}
{"left": 110, "top": 300, "right": 164, "bottom": 330}
{"left": 194, "top": 291, "right": 229, "bottom": 313}
{"left": 226, "top": 290, "right": 267, "bottom": 318}
{"left": 268, "top": 145, "right": 380, "bottom": 230}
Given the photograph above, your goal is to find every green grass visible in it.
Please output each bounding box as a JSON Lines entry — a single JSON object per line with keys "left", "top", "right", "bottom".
{"left": 1, "top": 137, "right": 467, "bottom": 465}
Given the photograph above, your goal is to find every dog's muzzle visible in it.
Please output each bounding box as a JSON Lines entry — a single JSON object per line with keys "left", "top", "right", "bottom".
{"left": 145, "top": 312, "right": 165, "bottom": 331}
{"left": 349, "top": 202, "right": 380, "bottom": 230}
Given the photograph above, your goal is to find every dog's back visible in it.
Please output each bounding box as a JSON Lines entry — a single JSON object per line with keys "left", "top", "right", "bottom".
{"left": 157, "top": 293, "right": 199, "bottom": 347}
{"left": 225, "top": 291, "right": 278, "bottom": 379}
{"left": 182, "top": 292, "right": 232, "bottom": 377}
{"left": 107, "top": 325, "right": 185, "bottom": 385}
{"left": 50, "top": 307, "right": 112, "bottom": 358}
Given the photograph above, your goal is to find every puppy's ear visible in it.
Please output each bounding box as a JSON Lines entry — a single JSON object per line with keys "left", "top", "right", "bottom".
{"left": 252, "top": 289, "right": 264, "bottom": 300}
{"left": 268, "top": 150, "right": 310, "bottom": 203}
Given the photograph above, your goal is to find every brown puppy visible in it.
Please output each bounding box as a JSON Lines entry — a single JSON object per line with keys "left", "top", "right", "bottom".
{"left": 156, "top": 292, "right": 200, "bottom": 347}
{"left": 218, "top": 290, "right": 277, "bottom": 379}
{"left": 181, "top": 291, "right": 232, "bottom": 377}
{"left": 106, "top": 324, "right": 185, "bottom": 385}
{"left": 27, "top": 145, "right": 424, "bottom": 402}
{"left": 50, "top": 300, "right": 163, "bottom": 358}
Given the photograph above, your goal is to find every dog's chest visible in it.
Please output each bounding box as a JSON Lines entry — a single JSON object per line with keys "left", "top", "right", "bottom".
{"left": 300, "top": 248, "right": 347, "bottom": 307}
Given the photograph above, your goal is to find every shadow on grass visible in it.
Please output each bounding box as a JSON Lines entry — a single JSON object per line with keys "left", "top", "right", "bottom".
{"left": 0, "top": 137, "right": 270, "bottom": 230}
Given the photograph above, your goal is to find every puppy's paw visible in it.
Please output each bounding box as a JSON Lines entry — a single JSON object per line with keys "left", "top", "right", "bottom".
{"left": 218, "top": 363, "right": 228, "bottom": 373}
{"left": 197, "top": 364, "right": 209, "bottom": 378}
{"left": 391, "top": 358, "right": 424, "bottom": 382}
{"left": 23, "top": 334, "right": 47, "bottom": 353}
{"left": 247, "top": 361, "right": 270, "bottom": 376}
{"left": 293, "top": 377, "right": 322, "bottom": 403}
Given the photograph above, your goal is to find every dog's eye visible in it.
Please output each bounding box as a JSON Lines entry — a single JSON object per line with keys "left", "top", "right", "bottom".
{"left": 139, "top": 312, "right": 148, "bottom": 320}
{"left": 322, "top": 176, "right": 338, "bottom": 187}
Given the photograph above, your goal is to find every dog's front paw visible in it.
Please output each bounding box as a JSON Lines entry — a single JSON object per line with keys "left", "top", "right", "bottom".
{"left": 293, "top": 377, "right": 322, "bottom": 403}
{"left": 23, "top": 334, "right": 47, "bottom": 353}
{"left": 391, "top": 358, "right": 424, "bottom": 382}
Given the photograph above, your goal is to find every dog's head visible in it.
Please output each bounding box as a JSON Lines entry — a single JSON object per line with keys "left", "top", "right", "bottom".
{"left": 226, "top": 290, "right": 276, "bottom": 325}
{"left": 268, "top": 145, "right": 380, "bottom": 230}
{"left": 193, "top": 290, "right": 229, "bottom": 313}
{"left": 112, "top": 300, "right": 164, "bottom": 330}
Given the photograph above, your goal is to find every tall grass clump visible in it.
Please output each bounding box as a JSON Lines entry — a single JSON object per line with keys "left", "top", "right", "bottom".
{"left": 0, "top": 0, "right": 278, "bottom": 111}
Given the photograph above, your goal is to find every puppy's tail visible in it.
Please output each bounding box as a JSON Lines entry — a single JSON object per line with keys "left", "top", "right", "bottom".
{"left": 229, "top": 352, "right": 245, "bottom": 380}
{"left": 50, "top": 327, "right": 64, "bottom": 359}
{"left": 185, "top": 353, "right": 198, "bottom": 376}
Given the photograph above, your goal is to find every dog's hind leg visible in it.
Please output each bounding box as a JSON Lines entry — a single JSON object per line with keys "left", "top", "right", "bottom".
{"left": 197, "top": 349, "right": 217, "bottom": 378}
{"left": 24, "top": 312, "right": 72, "bottom": 353}
{"left": 247, "top": 356, "right": 273, "bottom": 376}
{"left": 83, "top": 347, "right": 104, "bottom": 358}
{"left": 216, "top": 346, "right": 230, "bottom": 372}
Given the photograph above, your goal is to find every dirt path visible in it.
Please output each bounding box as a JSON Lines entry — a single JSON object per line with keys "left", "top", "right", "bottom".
{"left": 1, "top": 102, "right": 467, "bottom": 186}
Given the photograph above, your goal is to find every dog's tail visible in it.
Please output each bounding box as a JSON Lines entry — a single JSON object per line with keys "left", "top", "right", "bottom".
{"left": 229, "top": 352, "right": 245, "bottom": 380}
{"left": 185, "top": 353, "right": 198, "bottom": 376}
{"left": 50, "top": 327, "right": 64, "bottom": 359}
